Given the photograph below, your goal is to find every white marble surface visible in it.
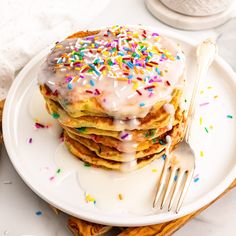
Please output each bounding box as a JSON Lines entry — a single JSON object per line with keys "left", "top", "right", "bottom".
{"left": 1, "top": 0, "right": 236, "bottom": 235}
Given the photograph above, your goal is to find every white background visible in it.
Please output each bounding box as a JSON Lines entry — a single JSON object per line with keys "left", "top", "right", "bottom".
{"left": 1, "top": 0, "right": 236, "bottom": 235}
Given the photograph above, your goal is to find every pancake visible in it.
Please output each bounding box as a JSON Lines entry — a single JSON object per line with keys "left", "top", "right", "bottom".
{"left": 64, "top": 131, "right": 167, "bottom": 171}
{"left": 38, "top": 26, "right": 186, "bottom": 170}
{"left": 65, "top": 124, "right": 183, "bottom": 162}
{"left": 40, "top": 84, "right": 110, "bottom": 118}
{"left": 64, "top": 121, "right": 183, "bottom": 152}
{"left": 61, "top": 107, "right": 184, "bottom": 142}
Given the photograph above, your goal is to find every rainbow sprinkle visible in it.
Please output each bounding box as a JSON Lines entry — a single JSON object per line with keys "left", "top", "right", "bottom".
{"left": 200, "top": 150, "right": 204, "bottom": 157}
{"left": 159, "top": 139, "right": 165, "bottom": 145}
{"left": 35, "top": 211, "right": 42, "bottom": 216}
{"left": 200, "top": 102, "right": 209, "bottom": 107}
{"left": 89, "top": 79, "right": 95, "bottom": 86}
{"left": 52, "top": 113, "right": 60, "bottom": 119}
{"left": 152, "top": 138, "right": 157, "bottom": 144}
{"left": 162, "top": 154, "right": 167, "bottom": 160}
{"left": 76, "top": 127, "right": 86, "bottom": 132}
{"left": 118, "top": 194, "right": 123, "bottom": 200}
{"left": 49, "top": 176, "right": 55, "bottom": 181}
{"left": 85, "top": 194, "right": 96, "bottom": 204}
{"left": 174, "top": 175, "right": 178, "bottom": 181}
{"left": 199, "top": 117, "right": 203, "bottom": 125}
{"left": 59, "top": 132, "right": 64, "bottom": 142}
{"left": 121, "top": 133, "right": 129, "bottom": 139}
{"left": 84, "top": 163, "right": 91, "bottom": 167}
{"left": 193, "top": 175, "right": 200, "bottom": 183}
{"left": 35, "top": 122, "right": 45, "bottom": 129}
{"left": 35, "top": 122, "right": 51, "bottom": 129}
{"left": 28, "top": 138, "right": 33, "bottom": 144}
{"left": 67, "top": 83, "right": 73, "bottom": 90}
{"left": 227, "top": 115, "right": 233, "bottom": 119}
{"left": 136, "top": 90, "right": 142, "bottom": 96}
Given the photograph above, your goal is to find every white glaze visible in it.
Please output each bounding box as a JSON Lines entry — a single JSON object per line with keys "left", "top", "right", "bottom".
{"left": 113, "top": 118, "right": 140, "bottom": 130}
{"left": 117, "top": 140, "right": 138, "bottom": 153}
{"left": 54, "top": 142, "right": 164, "bottom": 214}
{"left": 163, "top": 103, "right": 175, "bottom": 115}
{"left": 164, "top": 103, "right": 175, "bottom": 131}
{"left": 38, "top": 26, "right": 185, "bottom": 119}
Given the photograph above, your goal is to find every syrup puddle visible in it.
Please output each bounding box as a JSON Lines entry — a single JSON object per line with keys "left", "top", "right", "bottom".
{"left": 54, "top": 143, "right": 163, "bottom": 215}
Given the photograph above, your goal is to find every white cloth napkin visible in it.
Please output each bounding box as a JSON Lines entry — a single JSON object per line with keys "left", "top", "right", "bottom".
{"left": 0, "top": 0, "right": 110, "bottom": 100}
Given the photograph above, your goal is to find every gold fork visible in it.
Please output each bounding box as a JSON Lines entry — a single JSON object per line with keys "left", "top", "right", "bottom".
{"left": 153, "top": 38, "right": 217, "bottom": 213}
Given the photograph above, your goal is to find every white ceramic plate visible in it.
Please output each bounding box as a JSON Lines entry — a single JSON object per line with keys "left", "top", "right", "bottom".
{"left": 3, "top": 27, "right": 236, "bottom": 226}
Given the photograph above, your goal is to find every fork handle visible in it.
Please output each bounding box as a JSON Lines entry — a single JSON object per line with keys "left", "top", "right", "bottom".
{"left": 185, "top": 38, "right": 217, "bottom": 143}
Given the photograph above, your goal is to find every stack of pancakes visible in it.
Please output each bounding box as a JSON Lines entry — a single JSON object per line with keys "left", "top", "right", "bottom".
{"left": 38, "top": 26, "right": 186, "bottom": 171}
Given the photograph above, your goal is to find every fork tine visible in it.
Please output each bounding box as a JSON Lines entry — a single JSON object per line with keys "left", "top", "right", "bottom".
{"left": 160, "top": 167, "right": 177, "bottom": 210}
{"left": 153, "top": 160, "right": 169, "bottom": 208}
{"left": 175, "top": 169, "right": 194, "bottom": 213}
{"left": 167, "top": 170, "right": 184, "bottom": 212}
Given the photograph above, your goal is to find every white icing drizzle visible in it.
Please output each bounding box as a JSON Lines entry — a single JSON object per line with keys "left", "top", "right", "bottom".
{"left": 165, "top": 134, "right": 172, "bottom": 157}
{"left": 163, "top": 103, "right": 175, "bottom": 115}
{"left": 117, "top": 141, "right": 138, "bottom": 153}
{"left": 38, "top": 25, "right": 185, "bottom": 120}
{"left": 163, "top": 105, "right": 174, "bottom": 157}
{"left": 164, "top": 103, "right": 175, "bottom": 131}
{"left": 165, "top": 135, "right": 172, "bottom": 144}
{"left": 120, "top": 159, "right": 137, "bottom": 172}
{"left": 113, "top": 118, "right": 140, "bottom": 131}
{"left": 112, "top": 123, "right": 138, "bottom": 167}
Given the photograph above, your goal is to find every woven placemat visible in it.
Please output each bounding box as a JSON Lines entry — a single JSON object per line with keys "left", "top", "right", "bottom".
{"left": 0, "top": 99, "right": 235, "bottom": 235}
